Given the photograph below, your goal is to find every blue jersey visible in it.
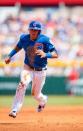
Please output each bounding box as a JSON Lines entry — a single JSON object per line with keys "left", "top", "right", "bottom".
{"left": 17, "top": 34, "right": 57, "bottom": 68}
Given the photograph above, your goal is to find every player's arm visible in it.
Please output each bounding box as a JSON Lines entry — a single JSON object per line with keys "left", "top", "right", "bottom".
{"left": 49, "top": 50, "right": 58, "bottom": 58}
{"left": 36, "top": 49, "right": 58, "bottom": 58}
{"left": 36, "top": 37, "right": 58, "bottom": 58}
{"left": 5, "top": 46, "right": 21, "bottom": 64}
{"left": 5, "top": 34, "right": 24, "bottom": 64}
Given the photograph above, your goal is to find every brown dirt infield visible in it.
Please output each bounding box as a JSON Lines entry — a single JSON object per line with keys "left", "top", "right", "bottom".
{"left": 0, "top": 106, "right": 83, "bottom": 131}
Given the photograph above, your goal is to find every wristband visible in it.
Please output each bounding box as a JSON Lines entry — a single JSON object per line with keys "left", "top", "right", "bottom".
{"left": 8, "top": 49, "right": 17, "bottom": 58}
{"left": 46, "top": 52, "right": 52, "bottom": 58}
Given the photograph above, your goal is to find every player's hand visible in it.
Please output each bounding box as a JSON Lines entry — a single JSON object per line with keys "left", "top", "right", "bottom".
{"left": 36, "top": 50, "right": 46, "bottom": 58}
{"left": 5, "top": 56, "right": 11, "bottom": 64}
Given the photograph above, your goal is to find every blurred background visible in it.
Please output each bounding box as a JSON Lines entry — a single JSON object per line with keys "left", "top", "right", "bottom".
{"left": 0, "top": 0, "right": 83, "bottom": 97}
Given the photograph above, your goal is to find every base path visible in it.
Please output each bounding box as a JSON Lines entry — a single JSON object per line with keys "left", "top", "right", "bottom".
{"left": 0, "top": 106, "right": 83, "bottom": 131}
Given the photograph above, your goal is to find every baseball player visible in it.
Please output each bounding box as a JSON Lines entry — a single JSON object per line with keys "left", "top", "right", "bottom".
{"left": 5, "top": 20, "right": 58, "bottom": 118}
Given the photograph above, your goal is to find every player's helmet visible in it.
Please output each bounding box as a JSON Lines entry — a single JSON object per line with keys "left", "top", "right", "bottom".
{"left": 28, "top": 21, "right": 42, "bottom": 31}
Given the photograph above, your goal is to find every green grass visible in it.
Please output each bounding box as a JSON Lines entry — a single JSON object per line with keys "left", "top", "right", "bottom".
{"left": 0, "top": 95, "right": 83, "bottom": 107}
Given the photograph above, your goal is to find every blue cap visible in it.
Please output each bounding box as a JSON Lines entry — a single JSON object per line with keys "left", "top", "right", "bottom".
{"left": 28, "top": 21, "right": 42, "bottom": 31}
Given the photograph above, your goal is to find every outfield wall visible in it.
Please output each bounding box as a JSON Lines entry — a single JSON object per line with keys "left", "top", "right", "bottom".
{"left": 0, "top": 76, "right": 67, "bottom": 95}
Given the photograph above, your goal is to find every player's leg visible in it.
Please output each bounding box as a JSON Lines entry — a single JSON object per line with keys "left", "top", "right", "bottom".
{"left": 9, "top": 69, "right": 32, "bottom": 117}
{"left": 32, "top": 70, "right": 48, "bottom": 112}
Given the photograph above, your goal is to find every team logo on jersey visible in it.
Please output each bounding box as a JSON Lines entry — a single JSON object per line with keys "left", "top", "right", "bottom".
{"left": 26, "top": 46, "right": 36, "bottom": 66}
{"left": 35, "top": 43, "right": 44, "bottom": 50}
{"left": 26, "top": 43, "right": 44, "bottom": 66}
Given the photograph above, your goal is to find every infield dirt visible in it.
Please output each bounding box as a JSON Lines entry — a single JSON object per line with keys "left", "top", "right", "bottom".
{"left": 0, "top": 106, "right": 83, "bottom": 131}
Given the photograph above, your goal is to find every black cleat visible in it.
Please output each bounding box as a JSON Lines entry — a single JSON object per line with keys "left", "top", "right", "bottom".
{"left": 9, "top": 111, "right": 17, "bottom": 118}
{"left": 37, "top": 104, "right": 45, "bottom": 112}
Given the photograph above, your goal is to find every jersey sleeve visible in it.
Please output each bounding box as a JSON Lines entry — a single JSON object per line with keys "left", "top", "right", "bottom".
{"left": 45, "top": 37, "right": 58, "bottom": 54}
{"left": 16, "top": 34, "right": 25, "bottom": 49}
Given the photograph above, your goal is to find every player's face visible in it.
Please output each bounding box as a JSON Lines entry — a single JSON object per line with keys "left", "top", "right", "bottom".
{"left": 29, "top": 29, "right": 39, "bottom": 41}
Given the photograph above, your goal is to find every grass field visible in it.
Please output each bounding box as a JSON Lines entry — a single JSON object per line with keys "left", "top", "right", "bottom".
{"left": 0, "top": 95, "right": 83, "bottom": 107}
